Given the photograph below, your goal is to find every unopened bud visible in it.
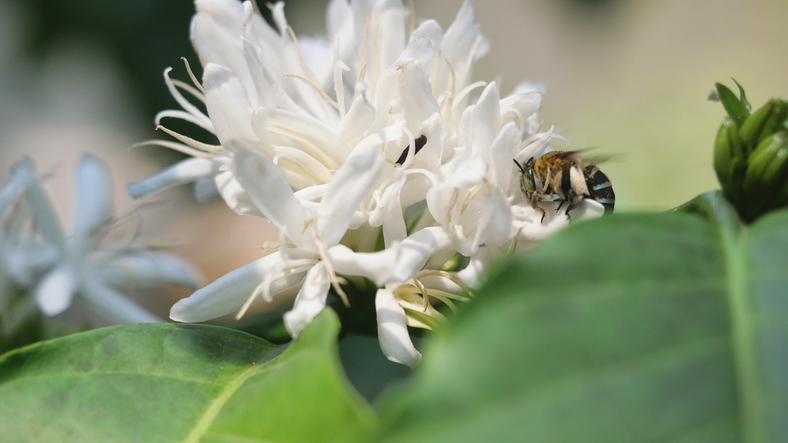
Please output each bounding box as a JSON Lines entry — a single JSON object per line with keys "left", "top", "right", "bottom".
{"left": 742, "top": 131, "right": 788, "bottom": 219}
{"left": 739, "top": 99, "right": 788, "bottom": 148}
{"left": 713, "top": 117, "right": 744, "bottom": 191}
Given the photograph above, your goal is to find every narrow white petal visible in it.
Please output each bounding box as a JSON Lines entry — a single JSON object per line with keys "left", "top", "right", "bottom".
{"left": 203, "top": 63, "right": 257, "bottom": 144}
{"left": 390, "top": 226, "right": 454, "bottom": 283}
{"left": 24, "top": 174, "right": 67, "bottom": 251}
{"left": 375, "top": 286, "right": 421, "bottom": 367}
{"left": 72, "top": 155, "right": 111, "bottom": 254}
{"left": 35, "top": 265, "right": 78, "bottom": 316}
{"left": 489, "top": 122, "right": 523, "bottom": 191}
{"left": 98, "top": 252, "right": 202, "bottom": 289}
{"left": 82, "top": 279, "right": 161, "bottom": 324}
{"left": 317, "top": 147, "right": 384, "bottom": 246}
{"left": 325, "top": 244, "right": 398, "bottom": 286}
{"left": 0, "top": 158, "right": 35, "bottom": 217}
{"left": 192, "top": 0, "right": 259, "bottom": 104}
{"left": 283, "top": 264, "right": 329, "bottom": 338}
{"left": 214, "top": 170, "right": 263, "bottom": 216}
{"left": 229, "top": 142, "right": 311, "bottom": 246}
{"left": 194, "top": 177, "right": 220, "bottom": 202}
{"left": 170, "top": 251, "right": 306, "bottom": 322}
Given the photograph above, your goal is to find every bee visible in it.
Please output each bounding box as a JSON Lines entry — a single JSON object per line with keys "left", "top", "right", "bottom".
{"left": 513, "top": 150, "right": 615, "bottom": 223}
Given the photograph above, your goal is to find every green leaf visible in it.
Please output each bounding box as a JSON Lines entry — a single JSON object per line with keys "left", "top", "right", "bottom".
{"left": 0, "top": 309, "right": 377, "bottom": 443}
{"left": 717, "top": 82, "right": 751, "bottom": 126}
{"left": 376, "top": 192, "right": 788, "bottom": 443}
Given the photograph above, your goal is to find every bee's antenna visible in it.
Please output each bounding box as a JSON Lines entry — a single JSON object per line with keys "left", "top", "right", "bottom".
{"left": 513, "top": 159, "right": 525, "bottom": 174}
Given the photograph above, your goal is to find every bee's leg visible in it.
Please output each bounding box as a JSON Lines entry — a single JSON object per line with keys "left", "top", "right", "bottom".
{"left": 563, "top": 197, "right": 582, "bottom": 221}
{"left": 530, "top": 194, "right": 547, "bottom": 223}
{"left": 555, "top": 199, "right": 565, "bottom": 213}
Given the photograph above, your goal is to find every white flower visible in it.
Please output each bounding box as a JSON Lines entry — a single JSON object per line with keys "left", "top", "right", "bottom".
{"left": 142, "top": 0, "right": 606, "bottom": 366}
{"left": 22, "top": 155, "right": 201, "bottom": 324}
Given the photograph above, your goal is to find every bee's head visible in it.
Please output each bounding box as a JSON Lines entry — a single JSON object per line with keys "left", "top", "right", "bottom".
{"left": 514, "top": 158, "right": 537, "bottom": 194}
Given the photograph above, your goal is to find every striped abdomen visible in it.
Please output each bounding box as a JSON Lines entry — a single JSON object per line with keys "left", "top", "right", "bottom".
{"left": 583, "top": 165, "right": 615, "bottom": 213}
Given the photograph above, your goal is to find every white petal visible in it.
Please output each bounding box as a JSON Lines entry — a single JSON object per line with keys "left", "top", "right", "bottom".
{"left": 283, "top": 264, "right": 329, "bottom": 338}
{"left": 325, "top": 244, "right": 398, "bottom": 285}
{"left": 170, "top": 251, "right": 306, "bottom": 322}
{"left": 72, "top": 155, "right": 111, "bottom": 254}
{"left": 390, "top": 226, "right": 453, "bottom": 282}
{"left": 375, "top": 286, "right": 421, "bottom": 367}
{"left": 0, "top": 158, "right": 35, "bottom": 217}
{"left": 228, "top": 142, "right": 311, "bottom": 246}
{"left": 214, "top": 169, "right": 262, "bottom": 216}
{"left": 194, "top": 177, "right": 220, "bottom": 202}
{"left": 82, "top": 279, "right": 161, "bottom": 324}
{"left": 97, "top": 253, "right": 202, "bottom": 289}
{"left": 24, "top": 174, "right": 67, "bottom": 251}
{"left": 489, "top": 122, "right": 523, "bottom": 191}
{"left": 35, "top": 265, "right": 78, "bottom": 316}
{"left": 192, "top": 0, "right": 259, "bottom": 103}
{"left": 470, "top": 82, "right": 502, "bottom": 159}
{"left": 317, "top": 147, "right": 384, "bottom": 246}
{"left": 128, "top": 157, "right": 223, "bottom": 199}
{"left": 203, "top": 63, "right": 257, "bottom": 144}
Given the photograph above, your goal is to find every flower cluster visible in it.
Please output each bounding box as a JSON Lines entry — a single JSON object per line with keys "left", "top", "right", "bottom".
{"left": 0, "top": 156, "right": 199, "bottom": 337}
{"left": 130, "top": 0, "right": 604, "bottom": 366}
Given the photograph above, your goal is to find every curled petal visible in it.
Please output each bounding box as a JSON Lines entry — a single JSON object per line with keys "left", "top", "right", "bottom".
{"left": 128, "top": 157, "right": 224, "bottom": 199}
{"left": 325, "top": 244, "right": 398, "bottom": 286}
{"left": 375, "top": 286, "right": 421, "bottom": 367}
{"left": 283, "top": 264, "right": 329, "bottom": 338}
{"left": 35, "top": 265, "right": 78, "bottom": 316}
{"left": 317, "top": 147, "right": 384, "bottom": 246}
{"left": 390, "top": 226, "right": 453, "bottom": 283}
{"left": 214, "top": 169, "right": 262, "bottom": 217}
{"left": 229, "top": 142, "right": 310, "bottom": 245}
{"left": 170, "top": 251, "right": 306, "bottom": 322}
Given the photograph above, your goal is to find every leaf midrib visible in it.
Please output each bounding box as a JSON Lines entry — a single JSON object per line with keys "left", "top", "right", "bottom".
{"left": 720, "top": 223, "right": 767, "bottom": 442}
{"left": 182, "top": 345, "right": 287, "bottom": 443}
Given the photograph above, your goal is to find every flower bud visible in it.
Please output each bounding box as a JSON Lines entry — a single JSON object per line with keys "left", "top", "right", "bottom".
{"left": 741, "top": 131, "right": 788, "bottom": 219}
{"left": 713, "top": 117, "right": 744, "bottom": 191}
{"left": 739, "top": 99, "right": 788, "bottom": 148}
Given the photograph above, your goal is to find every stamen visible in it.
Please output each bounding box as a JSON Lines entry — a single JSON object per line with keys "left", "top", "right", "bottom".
{"left": 315, "top": 240, "right": 349, "bottom": 306}
{"left": 431, "top": 49, "right": 442, "bottom": 96}
{"left": 460, "top": 184, "right": 483, "bottom": 216}
{"left": 333, "top": 35, "right": 349, "bottom": 119}
{"left": 260, "top": 241, "right": 281, "bottom": 252}
{"left": 443, "top": 59, "right": 457, "bottom": 123}
{"left": 236, "top": 262, "right": 315, "bottom": 320}
{"left": 354, "top": 63, "right": 368, "bottom": 101}
{"left": 171, "top": 79, "right": 205, "bottom": 103}
{"left": 129, "top": 139, "right": 215, "bottom": 159}
{"left": 415, "top": 269, "right": 474, "bottom": 298}
{"left": 446, "top": 188, "right": 459, "bottom": 223}
{"left": 370, "top": 20, "right": 381, "bottom": 96}
{"left": 156, "top": 126, "right": 223, "bottom": 153}
{"left": 180, "top": 57, "right": 205, "bottom": 95}
{"left": 354, "top": 9, "right": 372, "bottom": 98}
{"left": 283, "top": 74, "right": 340, "bottom": 109}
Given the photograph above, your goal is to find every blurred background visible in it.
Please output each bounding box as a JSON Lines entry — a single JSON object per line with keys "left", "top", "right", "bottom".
{"left": 0, "top": 0, "right": 786, "bottom": 331}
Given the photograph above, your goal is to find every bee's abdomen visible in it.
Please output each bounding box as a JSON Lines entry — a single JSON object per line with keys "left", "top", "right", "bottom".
{"left": 583, "top": 165, "right": 615, "bottom": 212}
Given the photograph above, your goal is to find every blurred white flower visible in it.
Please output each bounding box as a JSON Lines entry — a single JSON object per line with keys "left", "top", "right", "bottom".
{"left": 2, "top": 155, "right": 201, "bottom": 328}
{"left": 139, "top": 0, "right": 605, "bottom": 365}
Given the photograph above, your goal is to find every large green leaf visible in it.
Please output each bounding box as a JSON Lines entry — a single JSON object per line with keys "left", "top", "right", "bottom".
{"left": 376, "top": 192, "right": 788, "bottom": 443}
{"left": 0, "top": 309, "right": 377, "bottom": 443}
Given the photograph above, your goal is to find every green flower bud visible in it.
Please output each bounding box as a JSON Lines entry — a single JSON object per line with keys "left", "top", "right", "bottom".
{"left": 713, "top": 117, "right": 744, "bottom": 190}
{"left": 742, "top": 131, "right": 788, "bottom": 219}
{"left": 739, "top": 99, "right": 788, "bottom": 148}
